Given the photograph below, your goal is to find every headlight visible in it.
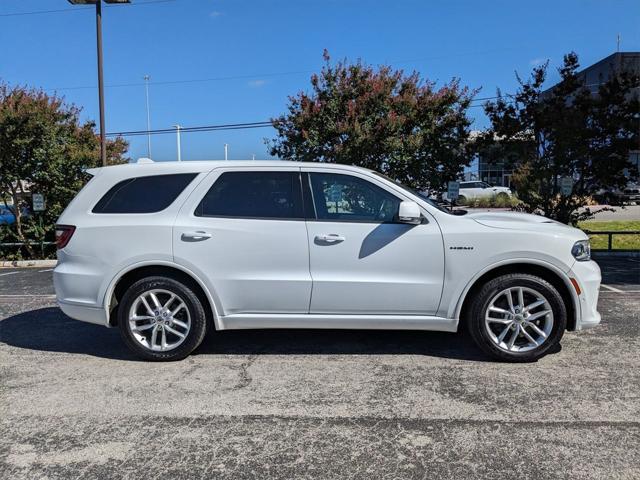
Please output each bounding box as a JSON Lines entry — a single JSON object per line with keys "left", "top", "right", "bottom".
{"left": 571, "top": 240, "right": 591, "bottom": 261}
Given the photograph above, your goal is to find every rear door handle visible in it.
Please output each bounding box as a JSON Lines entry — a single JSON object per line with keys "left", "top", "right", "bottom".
{"left": 181, "top": 231, "right": 212, "bottom": 241}
{"left": 315, "top": 233, "right": 345, "bottom": 243}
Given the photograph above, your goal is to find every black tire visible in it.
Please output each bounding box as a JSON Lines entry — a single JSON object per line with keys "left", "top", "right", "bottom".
{"left": 457, "top": 195, "right": 467, "bottom": 205}
{"left": 465, "top": 274, "right": 566, "bottom": 362}
{"left": 118, "top": 276, "right": 207, "bottom": 361}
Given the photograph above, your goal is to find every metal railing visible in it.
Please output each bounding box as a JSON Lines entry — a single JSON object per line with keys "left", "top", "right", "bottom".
{"left": 583, "top": 230, "right": 640, "bottom": 251}
{"left": 0, "top": 240, "right": 56, "bottom": 259}
{"left": 0, "top": 241, "right": 55, "bottom": 247}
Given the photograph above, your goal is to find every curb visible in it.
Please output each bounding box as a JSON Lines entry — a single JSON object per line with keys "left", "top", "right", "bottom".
{"left": 0, "top": 259, "right": 57, "bottom": 268}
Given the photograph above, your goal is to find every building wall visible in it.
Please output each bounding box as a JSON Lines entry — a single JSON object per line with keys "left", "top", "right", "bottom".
{"left": 578, "top": 52, "right": 640, "bottom": 95}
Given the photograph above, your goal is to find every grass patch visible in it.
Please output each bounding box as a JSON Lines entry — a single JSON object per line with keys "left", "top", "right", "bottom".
{"left": 578, "top": 220, "right": 640, "bottom": 250}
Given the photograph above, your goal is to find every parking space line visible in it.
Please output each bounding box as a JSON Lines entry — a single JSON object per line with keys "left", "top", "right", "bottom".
{"left": 0, "top": 294, "right": 56, "bottom": 298}
{"left": 600, "top": 284, "right": 625, "bottom": 293}
{"left": 0, "top": 271, "right": 20, "bottom": 277}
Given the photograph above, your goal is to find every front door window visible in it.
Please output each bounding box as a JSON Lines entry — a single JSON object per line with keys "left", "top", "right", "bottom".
{"left": 309, "top": 172, "right": 400, "bottom": 223}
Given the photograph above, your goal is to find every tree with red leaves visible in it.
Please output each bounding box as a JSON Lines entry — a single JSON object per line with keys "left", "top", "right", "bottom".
{"left": 0, "top": 82, "right": 129, "bottom": 257}
{"left": 269, "top": 51, "right": 477, "bottom": 192}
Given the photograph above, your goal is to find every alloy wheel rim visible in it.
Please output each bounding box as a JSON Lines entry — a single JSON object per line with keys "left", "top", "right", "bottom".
{"left": 484, "top": 286, "right": 554, "bottom": 353}
{"left": 128, "top": 289, "right": 191, "bottom": 352}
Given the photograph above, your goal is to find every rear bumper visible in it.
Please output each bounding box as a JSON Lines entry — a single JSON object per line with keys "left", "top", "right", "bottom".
{"left": 54, "top": 253, "right": 110, "bottom": 327}
{"left": 58, "top": 300, "right": 109, "bottom": 326}
{"left": 568, "top": 260, "right": 602, "bottom": 330}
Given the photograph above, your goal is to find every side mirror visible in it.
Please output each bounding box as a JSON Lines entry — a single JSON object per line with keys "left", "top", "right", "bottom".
{"left": 397, "top": 201, "right": 422, "bottom": 224}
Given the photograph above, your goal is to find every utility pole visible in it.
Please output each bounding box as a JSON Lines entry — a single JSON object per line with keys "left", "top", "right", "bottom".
{"left": 143, "top": 74, "right": 152, "bottom": 158}
{"left": 224, "top": 143, "right": 228, "bottom": 161}
{"left": 617, "top": 33, "right": 621, "bottom": 52}
{"left": 67, "top": 1, "right": 132, "bottom": 166}
{"left": 173, "top": 125, "right": 182, "bottom": 161}
{"left": 95, "top": 1, "right": 106, "bottom": 166}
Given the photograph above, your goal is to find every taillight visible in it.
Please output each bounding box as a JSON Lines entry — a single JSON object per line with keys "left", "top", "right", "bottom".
{"left": 55, "top": 225, "right": 76, "bottom": 250}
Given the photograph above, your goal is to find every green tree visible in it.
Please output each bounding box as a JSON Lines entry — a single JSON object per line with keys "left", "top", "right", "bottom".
{"left": 268, "top": 51, "right": 477, "bottom": 192}
{"left": 0, "top": 82, "right": 129, "bottom": 257}
{"left": 482, "top": 52, "right": 640, "bottom": 225}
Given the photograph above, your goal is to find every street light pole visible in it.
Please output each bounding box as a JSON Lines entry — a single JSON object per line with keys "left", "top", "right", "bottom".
{"left": 144, "top": 75, "right": 152, "bottom": 158}
{"left": 68, "top": 1, "right": 131, "bottom": 166}
{"left": 173, "top": 125, "right": 182, "bottom": 161}
{"left": 224, "top": 143, "right": 228, "bottom": 161}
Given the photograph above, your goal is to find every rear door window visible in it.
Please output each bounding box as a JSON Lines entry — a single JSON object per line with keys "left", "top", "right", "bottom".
{"left": 92, "top": 173, "right": 197, "bottom": 214}
{"left": 195, "top": 171, "right": 303, "bottom": 219}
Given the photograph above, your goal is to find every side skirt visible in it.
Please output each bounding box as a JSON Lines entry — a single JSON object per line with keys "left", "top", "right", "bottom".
{"left": 218, "top": 313, "right": 458, "bottom": 332}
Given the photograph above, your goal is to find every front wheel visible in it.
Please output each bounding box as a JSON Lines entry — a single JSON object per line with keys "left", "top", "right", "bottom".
{"left": 118, "top": 276, "right": 208, "bottom": 361}
{"left": 465, "top": 274, "right": 567, "bottom": 362}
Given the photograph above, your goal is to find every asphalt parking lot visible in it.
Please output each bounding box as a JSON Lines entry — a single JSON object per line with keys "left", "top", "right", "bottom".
{"left": 1, "top": 257, "right": 639, "bottom": 479}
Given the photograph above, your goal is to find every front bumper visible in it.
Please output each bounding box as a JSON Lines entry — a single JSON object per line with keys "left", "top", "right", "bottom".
{"left": 568, "top": 260, "right": 602, "bottom": 330}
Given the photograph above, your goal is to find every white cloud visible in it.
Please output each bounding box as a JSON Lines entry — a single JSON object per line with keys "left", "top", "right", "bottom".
{"left": 529, "top": 57, "right": 548, "bottom": 66}
{"left": 247, "top": 79, "right": 266, "bottom": 88}
{"left": 210, "top": 11, "right": 222, "bottom": 18}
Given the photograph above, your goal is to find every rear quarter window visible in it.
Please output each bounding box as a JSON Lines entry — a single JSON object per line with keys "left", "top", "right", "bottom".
{"left": 92, "top": 173, "right": 197, "bottom": 214}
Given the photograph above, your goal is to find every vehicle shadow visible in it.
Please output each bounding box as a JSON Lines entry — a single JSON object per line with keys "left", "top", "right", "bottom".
{"left": 359, "top": 223, "right": 414, "bottom": 259}
{"left": 0, "top": 307, "right": 495, "bottom": 362}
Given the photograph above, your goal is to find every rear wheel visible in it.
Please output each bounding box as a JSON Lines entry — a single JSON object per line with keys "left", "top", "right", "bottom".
{"left": 118, "top": 276, "right": 207, "bottom": 361}
{"left": 456, "top": 195, "right": 467, "bottom": 205}
{"left": 466, "top": 274, "right": 566, "bottom": 362}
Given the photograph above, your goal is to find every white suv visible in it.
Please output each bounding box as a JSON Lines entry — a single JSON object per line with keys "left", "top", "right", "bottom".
{"left": 442, "top": 181, "right": 512, "bottom": 204}
{"left": 54, "top": 161, "right": 601, "bottom": 362}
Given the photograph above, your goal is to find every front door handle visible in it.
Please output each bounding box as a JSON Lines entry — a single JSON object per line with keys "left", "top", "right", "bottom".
{"left": 315, "top": 233, "right": 345, "bottom": 244}
{"left": 181, "top": 231, "right": 212, "bottom": 242}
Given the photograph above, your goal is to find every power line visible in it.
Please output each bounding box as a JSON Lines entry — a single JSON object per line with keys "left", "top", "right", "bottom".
{"left": 106, "top": 79, "right": 612, "bottom": 137}
{"left": 97, "top": 84, "right": 618, "bottom": 135}
{"left": 107, "top": 121, "right": 273, "bottom": 137}
{"left": 468, "top": 81, "right": 610, "bottom": 107}
{"left": 0, "top": 7, "right": 88, "bottom": 17}
{"left": 0, "top": 0, "right": 176, "bottom": 18}
{"left": 48, "top": 70, "right": 312, "bottom": 92}
{"left": 43, "top": 76, "right": 504, "bottom": 98}
{"left": 101, "top": 96, "right": 521, "bottom": 137}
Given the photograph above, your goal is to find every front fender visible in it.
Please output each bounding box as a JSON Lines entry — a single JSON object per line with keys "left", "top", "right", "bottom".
{"left": 444, "top": 256, "right": 579, "bottom": 327}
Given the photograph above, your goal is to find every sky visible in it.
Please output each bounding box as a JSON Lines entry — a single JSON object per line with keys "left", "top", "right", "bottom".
{"left": 1, "top": 0, "right": 639, "bottom": 162}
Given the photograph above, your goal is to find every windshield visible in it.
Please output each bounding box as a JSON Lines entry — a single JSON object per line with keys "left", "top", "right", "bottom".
{"left": 371, "top": 172, "right": 454, "bottom": 214}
